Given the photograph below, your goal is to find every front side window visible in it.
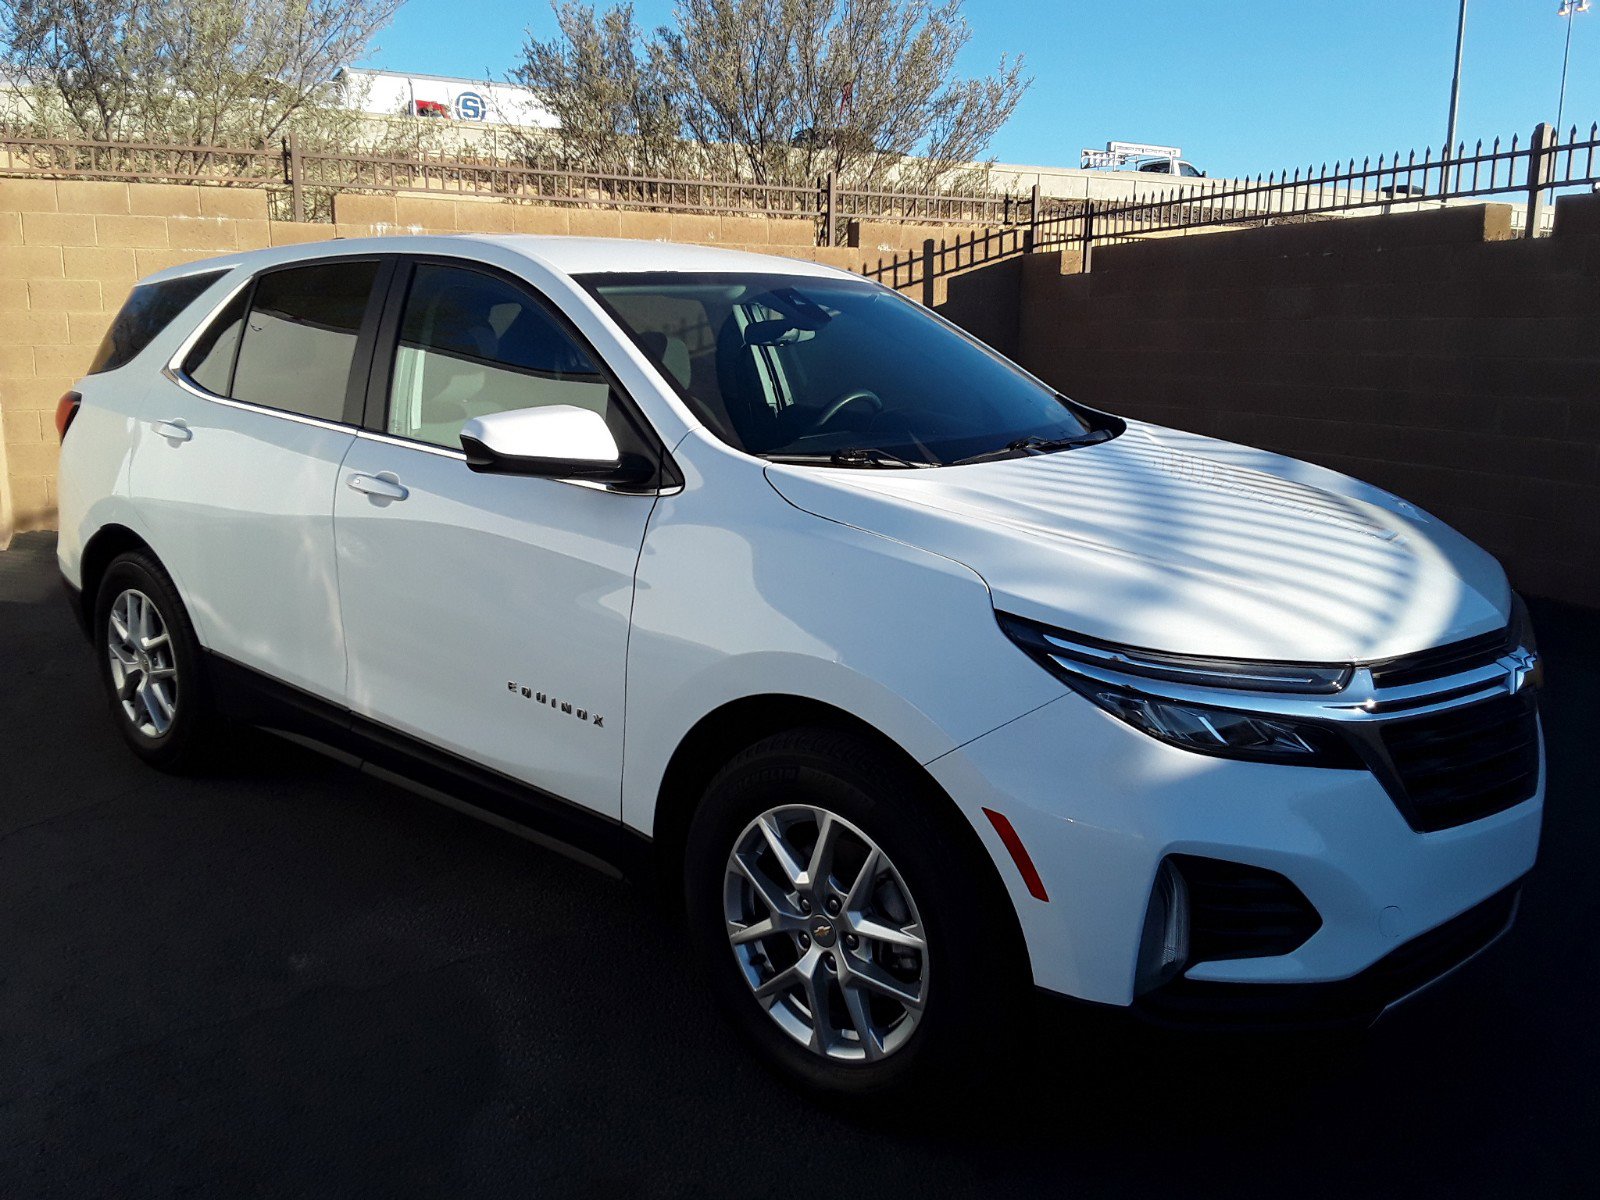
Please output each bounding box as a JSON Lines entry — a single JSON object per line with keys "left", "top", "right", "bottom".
{"left": 228, "top": 260, "right": 380, "bottom": 422}
{"left": 583, "top": 272, "right": 1116, "bottom": 467}
{"left": 387, "top": 263, "right": 614, "bottom": 450}
{"left": 89, "top": 269, "right": 226, "bottom": 375}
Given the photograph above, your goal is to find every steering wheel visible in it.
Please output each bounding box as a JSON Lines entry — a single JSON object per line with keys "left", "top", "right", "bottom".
{"left": 807, "top": 388, "right": 884, "bottom": 435}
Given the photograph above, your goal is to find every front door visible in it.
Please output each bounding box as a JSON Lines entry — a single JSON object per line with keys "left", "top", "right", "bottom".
{"left": 332, "top": 259, "right": 661, "bottom": 817}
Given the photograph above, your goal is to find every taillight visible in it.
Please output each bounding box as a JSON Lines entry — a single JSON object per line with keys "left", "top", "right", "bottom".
{"left": 55, "top": 390, "right": 82, "bottom": 441}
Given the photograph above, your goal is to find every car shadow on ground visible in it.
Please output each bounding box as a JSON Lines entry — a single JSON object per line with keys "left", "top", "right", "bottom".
{"left": 1, "top": 531, "right": 1593, "bottom": 1197}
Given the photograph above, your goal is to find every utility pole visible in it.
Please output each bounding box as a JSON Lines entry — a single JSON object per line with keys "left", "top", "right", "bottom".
{"left": 1444, "top": 0, "right": 1468, "bottom": 168}
{"left": 1557, "top": 0, "right": 1591, "bottom": 137}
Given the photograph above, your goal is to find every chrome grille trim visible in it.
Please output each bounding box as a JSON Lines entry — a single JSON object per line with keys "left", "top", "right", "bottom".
{"left": 1021, "top": 617, "right": 1541, "bottom": 832}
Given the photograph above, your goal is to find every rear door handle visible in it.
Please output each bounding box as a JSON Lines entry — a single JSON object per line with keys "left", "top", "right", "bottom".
{"left": 347, "top": 472, "right": 409, "bottom": 502}
{"left": 153, "top": 419, "right": 192, "bottom": 442}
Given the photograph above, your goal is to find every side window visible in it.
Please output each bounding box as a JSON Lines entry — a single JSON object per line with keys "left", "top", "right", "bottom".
{"left": 229, "top": 260, "right": 380, "bottom": 423}
{"left": 181, "top": 289, "right": 248, "bottom": 396}
{"left": 88, "top": 269, "right": 226, "bottom": 374}
{"left": 387, "top": 263, "right": 612, "bottom": 450}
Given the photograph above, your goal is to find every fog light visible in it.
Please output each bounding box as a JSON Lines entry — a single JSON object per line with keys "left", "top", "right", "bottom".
{"left": 1136, "top": 860, "right": 1190, "bottom": 994}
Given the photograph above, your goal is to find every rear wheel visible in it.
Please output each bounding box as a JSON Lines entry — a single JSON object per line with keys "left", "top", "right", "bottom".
{"left": 93, "top": 552, "right": 217, "bottom": 772}
{"left": 685, "top": 726, "right": 1024, "bottom": 1097}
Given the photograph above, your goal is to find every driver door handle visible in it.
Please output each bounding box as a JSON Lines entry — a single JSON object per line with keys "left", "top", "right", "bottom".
{"left": 347, "top": 472, "right": 409, "bottom": 502}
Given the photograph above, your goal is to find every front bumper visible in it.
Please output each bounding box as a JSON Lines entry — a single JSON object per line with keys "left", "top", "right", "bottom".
{"left": 1134, "top": 879, "right": 1521, "bottom": 1029}
{"left": 926, "top": 690, "right": 1543, "bottom": 1009}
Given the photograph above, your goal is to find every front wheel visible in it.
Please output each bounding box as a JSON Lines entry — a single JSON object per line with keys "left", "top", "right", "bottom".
{"left": 684, "top": 727, "right": 1025, "bottom": 1097}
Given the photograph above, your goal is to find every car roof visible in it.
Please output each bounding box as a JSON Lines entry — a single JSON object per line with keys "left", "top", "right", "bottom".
{"left": 137, "top": 233, "right": 856, "bottom": 289}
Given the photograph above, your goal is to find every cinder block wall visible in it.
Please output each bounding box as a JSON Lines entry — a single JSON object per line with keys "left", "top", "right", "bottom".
{"left": 0, "top": 180, "right": 326, "bottom": 540}
{"left": 1015, "top": 199, "right": 1600, "bottom": 608}
{"left": 0, "top": 182, "right": 1018, "bottom": 541}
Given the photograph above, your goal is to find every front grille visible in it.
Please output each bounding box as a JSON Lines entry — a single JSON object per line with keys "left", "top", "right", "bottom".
{"left": 1368, "top": 626, "right": 1511, "bottom": 689}
{"left": 1172, "top": 854, "right": 1322, "bottom": 962}
{"left": 1379, "top": 690, "right": 1541, "bottom": 832}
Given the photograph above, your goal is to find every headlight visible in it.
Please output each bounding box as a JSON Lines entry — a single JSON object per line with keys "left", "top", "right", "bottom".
{"left": 998, "top": 613, "right": 1361, "bottom": 767}
{"left": 1088, "top": 690, "right": 1358, "bottom": 765}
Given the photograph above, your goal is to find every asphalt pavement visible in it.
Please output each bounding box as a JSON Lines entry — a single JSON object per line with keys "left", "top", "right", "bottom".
{"left": 1, "top": 530, "right": 1595, "bottom": 1198}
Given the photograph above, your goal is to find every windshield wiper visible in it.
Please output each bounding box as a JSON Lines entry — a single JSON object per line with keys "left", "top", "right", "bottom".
{"left": 765, "top": 447, "right": 934, "bottom": 469}
{"left": 949, "top": 430, "right": 1113, "bottom": 467}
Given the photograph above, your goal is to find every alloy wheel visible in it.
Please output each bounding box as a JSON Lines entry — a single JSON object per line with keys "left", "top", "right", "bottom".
{"left": 723, "top": 804, "right": 929, "bottom": 1062}
{"left": 106, "top": 588, "right": 179, "bottom": 738}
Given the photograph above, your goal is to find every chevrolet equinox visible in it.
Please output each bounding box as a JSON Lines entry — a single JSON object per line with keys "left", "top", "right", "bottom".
{"left": 55, "top": 236, "right": 1544, "bottom": 1095}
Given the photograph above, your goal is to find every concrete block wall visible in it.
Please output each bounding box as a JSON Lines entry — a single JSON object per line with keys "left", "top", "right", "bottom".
{"left": 1, "top": 182, "right": 1017, "bottom": 541}
{"left": 0, "top": 180, "right": 346, "bottom": 539}
{"left": 1015, "top": 199, "right": 1600, "bottom": 607}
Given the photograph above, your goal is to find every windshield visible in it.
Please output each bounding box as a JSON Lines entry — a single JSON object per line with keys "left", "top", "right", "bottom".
{"left": 580, "top": 271, "right": 1117, "bottom": 467}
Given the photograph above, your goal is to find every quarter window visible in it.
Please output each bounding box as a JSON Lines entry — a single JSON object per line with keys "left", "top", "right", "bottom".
{"left": 181, "top": 289, "right": 248, "bottom": 397}
{"left": 386, "top": 263, "right": 612, "bottom": 450}
{"left": 228, "top": 260, "right": 380, "bottom": 422}
{"left": 88, "top": 269, "right": 226, "bottom": 374}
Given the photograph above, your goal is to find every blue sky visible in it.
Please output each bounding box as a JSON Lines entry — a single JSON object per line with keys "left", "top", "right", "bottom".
{"left": 359, "top": 1, "right": 1599, "bottom": 177}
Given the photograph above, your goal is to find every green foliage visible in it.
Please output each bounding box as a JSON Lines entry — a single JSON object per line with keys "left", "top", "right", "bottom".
{"left": 0, "top": 0, "right": 402, "bottom": 147}
{"left": 513, "top": 0, "right": 1030, "bottom": 190}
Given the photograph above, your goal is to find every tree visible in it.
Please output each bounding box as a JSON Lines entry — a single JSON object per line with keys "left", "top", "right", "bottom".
{"left": 514, "top": 0, "right": 1030, "bottom": 190}
{"left": 0, "top": 0, "right": 402, "bottom": 146}
{"left": 511, "top": 2, "right": 683, "bottom": 174}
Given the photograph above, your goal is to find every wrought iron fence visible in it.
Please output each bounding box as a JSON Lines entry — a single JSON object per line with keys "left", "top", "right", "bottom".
{"left": 0, "top": 133, "right": 281, "bottom": 183}
{"left": 2, "top": 123, "right": 1593, "bottom": 259}
{"left": 0, "top": 129, "right": 1032, "bottom": 239}
{"left": 1038, "top": 122, "right": 1599, "bottom": 261}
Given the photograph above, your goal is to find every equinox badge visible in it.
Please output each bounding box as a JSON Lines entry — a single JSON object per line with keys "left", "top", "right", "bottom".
{"left": 508, "top": 681, "right": 604, "bottom": 727}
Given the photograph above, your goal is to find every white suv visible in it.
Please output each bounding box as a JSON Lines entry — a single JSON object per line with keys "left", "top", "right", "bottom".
{"left": 56, "top": 236, "right": 1543, "bottom": 1095}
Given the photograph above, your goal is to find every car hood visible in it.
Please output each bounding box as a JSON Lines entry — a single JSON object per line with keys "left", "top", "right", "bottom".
{"left": 763, "top": 421, "right": 1510, "bottom": 662}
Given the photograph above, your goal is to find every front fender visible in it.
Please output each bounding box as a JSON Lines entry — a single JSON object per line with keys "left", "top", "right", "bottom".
{"left": 619, "top": 444, "right": 1062, "bottom": 832}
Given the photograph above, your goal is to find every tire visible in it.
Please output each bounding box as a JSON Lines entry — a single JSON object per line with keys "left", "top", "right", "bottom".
{"left": 93, "top": 551, "right": 218, "bottom": 772}
{"left": 684, "top": 725, "right": 1025, "bottom": 1098}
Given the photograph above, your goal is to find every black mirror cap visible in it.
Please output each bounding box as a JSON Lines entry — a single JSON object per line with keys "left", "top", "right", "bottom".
{"left": 460, "top": 434, "right": 656, "bottom": 486}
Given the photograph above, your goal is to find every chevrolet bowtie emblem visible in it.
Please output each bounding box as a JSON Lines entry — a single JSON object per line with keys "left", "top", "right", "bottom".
{"left": 1504, "top": 649, "right": 1539, "bottom": 694}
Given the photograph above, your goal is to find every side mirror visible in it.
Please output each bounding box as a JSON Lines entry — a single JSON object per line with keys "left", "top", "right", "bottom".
{"left": 460, "top": 405, "right": 652, "bottom": 484}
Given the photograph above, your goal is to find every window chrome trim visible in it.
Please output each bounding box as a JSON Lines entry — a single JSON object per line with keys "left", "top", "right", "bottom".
{"left": 160, "top": 366, "right": 357, "bottom": 435}
{"left": 355, "top": 428, "right": 466, "bottom": 461}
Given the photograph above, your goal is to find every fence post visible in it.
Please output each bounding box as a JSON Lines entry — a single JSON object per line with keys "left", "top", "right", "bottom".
{"left": 1525, "top": 122, "right": 1556, "bottom": 238}
{"left": 820, "top": 170, "right": 837, "bottom": 248}
{"left": 285, "top": 130, "right": 305, "bottom": 223}
{"left": 1025, "top": 182, "right": 1040, "bottom": 252}
{"left": 1081, "top": 201, "right": 1095, "bottom": 273}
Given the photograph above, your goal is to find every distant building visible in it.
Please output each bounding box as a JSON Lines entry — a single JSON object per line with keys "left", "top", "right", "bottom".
{"left": 335, "top": 68, "right": 558, "bottom": 129}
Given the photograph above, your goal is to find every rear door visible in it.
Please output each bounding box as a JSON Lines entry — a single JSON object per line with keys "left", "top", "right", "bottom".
{"left": 331, "top": 257, "right": 665, "bottom": 817}
{"left": 132, "top": 256, "right": 391, "bottom": 702}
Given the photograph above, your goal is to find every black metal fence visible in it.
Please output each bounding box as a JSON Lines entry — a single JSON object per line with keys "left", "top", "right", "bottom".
{"left": 0, "top": 129, "right": 1031, "bottom": 239}
{"left": 1038, "top": 122, "right": 1600, "bottom": 262}
{"left": 3, "top": 123, "right": 1594, "bottom": 260}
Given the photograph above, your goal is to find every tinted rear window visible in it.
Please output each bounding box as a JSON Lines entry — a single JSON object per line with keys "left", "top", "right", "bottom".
{"left": 87, "top": 270, "right": 227, "bottom": 374}
{"left": 229, "top": 261, "right": 380, "bottom": 423}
